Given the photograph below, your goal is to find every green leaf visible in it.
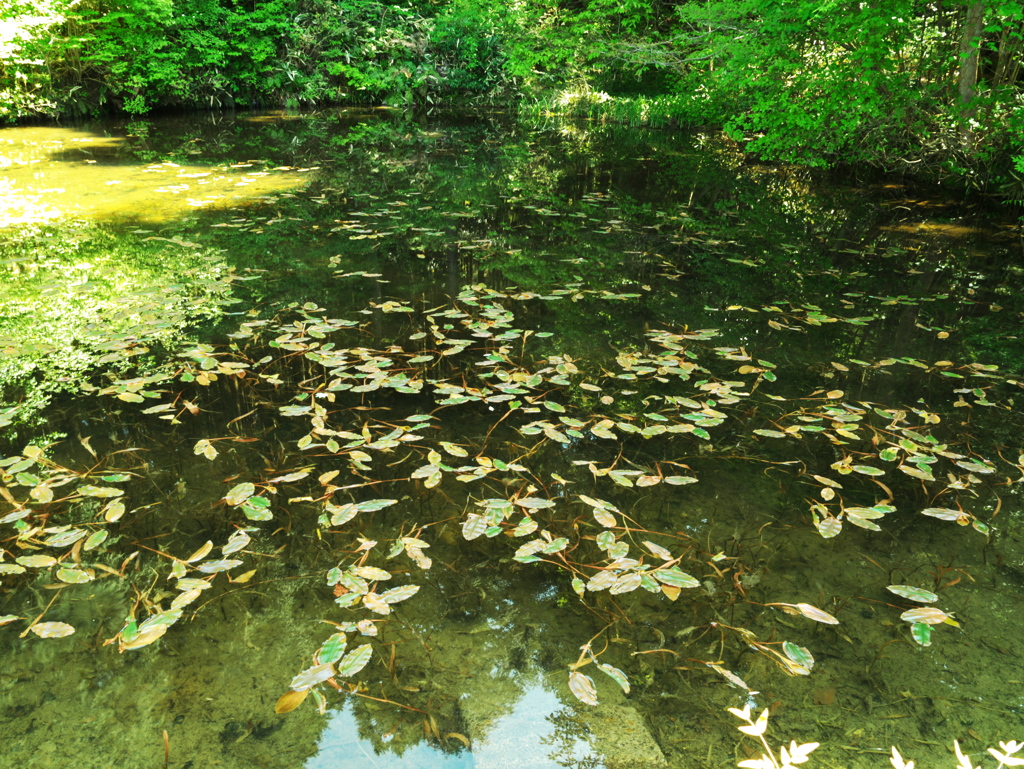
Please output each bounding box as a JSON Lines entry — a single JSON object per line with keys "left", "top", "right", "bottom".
{"left": 596, "top": 663, "right": 630, "bottom": 694}
{"left": 782, "top": 641, "right": 814, "bottom": 671}
{"left": 242, "top": 496, "right": 272, "bottom": 521}
{"left": 290, "top": 662, "right": 336, "bottom": 691}
{"left": 887, "top": 585, "right": 938, "bottom": 603}
{"left": 910, "top": 622, "right": 932, "bottom": 646}
{"left": 336, "top": 644, "right": 373, "bottom": 677}
{"left": 224, "top": 482, "right": 256, "bottom": 506}
{"left": 652, "top": 567, "right": 699, "bottom": 589}
{"left": 317, "top": 633, "right": 347, "bottom": 665}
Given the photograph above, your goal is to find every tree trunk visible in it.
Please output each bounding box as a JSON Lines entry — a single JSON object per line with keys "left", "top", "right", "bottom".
{"left": 957, "top": 1, "right": 984, "bottom": 146}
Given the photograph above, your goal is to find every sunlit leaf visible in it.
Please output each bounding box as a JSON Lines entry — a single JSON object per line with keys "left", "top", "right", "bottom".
{"left": 104, "top": 501, "right": 127, "bottom": 522}
{"left": 317, "top": 632, "right": 348, "bottom": 665}
{"left": 275, "top": 688, "right": 309, "bottom": 713}
{"left": 362, "top": 592, "right": 391, "bottom": 614}
{"left": 919, "top": 507, "right": 964, "bottom": 521}
{"left": 910, "top": 622, "right": 932, "bottom": 646}
{"left": 222, "top": 530, "right": 251, "bottom": 555}
{"left": 78, "top": 485, "right": 124, "bottom": 498}
{"left": 56, "top": 566, "right": 94, "bottom": 584}
{"left": 462, "top": 514, "right": 487, "bottom": 541}
{"left": 596, "top": 663, "right": 630, "bottom": 694}
{"left": 777, "top": 603, "right": 840, "bottom": 624}
{"left": 851, "top": 465, "right": 885, "bottom": 476}
{"left": 663, "top": 475, "right": 698, "bottom": 485}
{"left": 241, "top": 495, "right": 272, "bottom": 520}
{"left": 336, "top": 644, "right": 373, "bottom": 677}
{"left": 44, "top": 529, "right": 88, "bottom": 547}
{"left": 290, "top": 662, "right": 336, "bottom": 691}
{"left": 782, "top": 641, "right": 814, "bottom": 672}
{"left": 643, "top": 541, "right": 672, "bottom": 560}
{"left": 568, "top": 671, "right": 598, "bottom": 706}
{"left": 609, "top": 572, "right": 642, "bottom": 594}
{"left": 224, "top": 482, "right": 256, "bottom": 506}
{"left": 887, "top": 585, "right": 938, "bottom": 603}
{"left": 16, "top": 555, "right": 57, "bottom": 568}
{"left": 83, "top": 530, "right": 109, "bottom": 551}
{"left": 185, "top": 541, "right": 213, "bottom": 562}
{"left": 652, "top": 567, "right": 699, "bottom": 589}
{"left": 516, "top": 497, "right": 556, "bottom": 510}
{"left": 195, "top": 559, "right": 242, "bottom": 574}
{"left": 380, "top": 584, "right": 420, "bottom": 604}
{"left": 351, "top": 566, "right": 391, "bottom": 581}
{"left": 30, "top": 621, "right": 75, "bottom": 638}
{"left": 193, "top": 440, "right": 217, "bottom": 460}
{"left": 900, "top": 607, "right": 949, "bottom": 625}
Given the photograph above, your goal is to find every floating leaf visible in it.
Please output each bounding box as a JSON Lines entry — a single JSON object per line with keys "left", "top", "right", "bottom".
{"left": 44, "top": 528, "right": 88, "bottom": 548}
{"left": 224, "top": 482, "right": 255, "bottom": 506}
{"left": 222, "top": 530, "right": 251, "bottom": 556}
{"left": 242, "top": 496, "right": 272, "bottom": 521}
{"left": 782, "top": 642, "right": 814, "bottom": 672}
{"left": 815, "top": 516, "right": 842, "bottom": 538}
{"left": 195, "top": 559, "right": 242, "bottom": 574}
{"left": 568, "top": 671, "right": 598, "bottom": 706}
{"left": 290, "top": 662, "right": 336, "bottom": 691}
{"left": 462, "top": 514, "right": 487, "bottom": 541}
{"left": 16, "top": 555, "right": 57, "bottom": 568}
{"left": 380, "top": 584, "right": 420, "bottom": 604}
{"left": 56, "top": 566, "right": 94, "bottom": 584}
{"left": 778, "top": 603, "right": 840, "bottom": 625}
{"left": 652, "top": 567, "right": 699, "bottom": 589}
{"left": 30, "top": 621, "right": 75, "bottom": 638}
{"left": 78, "top": 485, "right": 124, "bottom": 498}
{"left": 193, "top": 440, "right": 217, "bottom": 460}
{"left": 663, "top": 475, "right": 698, "bottom": 485}
{"left": 317, "top": 633, "right": 348, "bottom": 665}
{"left": 30, "top": 485, "right": 53, "bottom": 504}
{"left": 596, "top": 663, "right": 630, "bottom": 694}
{"left": 920, "top": 507, "right": 964, "bottom": 521}
{"left": 0, "top": 564, "right": 27, "bottom": 575}
{"left": 900, "top": 607, "right": 949, "bottom": 625}
{"left": 104, "top": 501, "right": 126, "bottom": 522}
{"left": 910, "top": 622, "right": 932, "bottom": 646}
{"left": 362, "top": 592, "right": 391, "bottom": 614}
{"left": 592, "top": 508, "right": 617, "bottom": 527}
{"left": 351, "top": 566, "right": 391, "bottom": 582}
{"left": 898, "top": 465, "right": 935, "bottom": 481}
{"left": 275, "top": 688, "right": 309, "bottom": 713}
{"left": 516, "top": 497, "right": 556, "bottom": 510}
{"left": 185, "top": 541, "right": 213, "bottom": 562}
{"left": 609, "top": 572, "right": 642, "bottom": 595}
{"left": 643, "top": 541, "right": 673, "bottom": 561}
{"left": 851, "top": 465, "right": 885, "bottom": 476}
{"left": 887, "top": 585, "right": 938, "bottom": 603}
{"left": 119, "top": 624, "right": 167, "bottom": 651}
{"left": 83, "top": 530, "right": 109, "bottom": 551}
{"left": 336, "top": 644, "right": 373, "bottom": 677}
{"left": 511, "top": 516, "right": 538, "bottom": 536}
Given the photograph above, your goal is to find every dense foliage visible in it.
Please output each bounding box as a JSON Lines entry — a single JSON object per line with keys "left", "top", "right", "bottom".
{"left": 1, "top": 0, "right": 1022, "bottom": 182}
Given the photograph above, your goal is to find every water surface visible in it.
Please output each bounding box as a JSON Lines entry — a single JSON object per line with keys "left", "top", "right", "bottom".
{"left": 1, "top": 109, "right": 1022, "bottom": 769}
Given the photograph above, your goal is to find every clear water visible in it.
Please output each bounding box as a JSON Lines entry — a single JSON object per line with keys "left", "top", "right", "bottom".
{"left": 0, "top": 108, "right": 1022, "bottom": 769}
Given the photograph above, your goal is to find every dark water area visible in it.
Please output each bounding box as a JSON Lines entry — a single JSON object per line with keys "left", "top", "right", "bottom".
{"left": 1, "top": 108, "right": 1023, "bottom": 769}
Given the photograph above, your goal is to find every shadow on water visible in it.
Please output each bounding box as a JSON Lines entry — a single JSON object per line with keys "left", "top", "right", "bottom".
{"left": 1, "top": 108, "right": 1023, "bottom": 769}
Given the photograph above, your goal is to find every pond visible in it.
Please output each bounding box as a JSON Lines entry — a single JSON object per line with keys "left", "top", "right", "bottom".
{"left": 1, "top": 108, "right": 1023, "bottom": 769}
